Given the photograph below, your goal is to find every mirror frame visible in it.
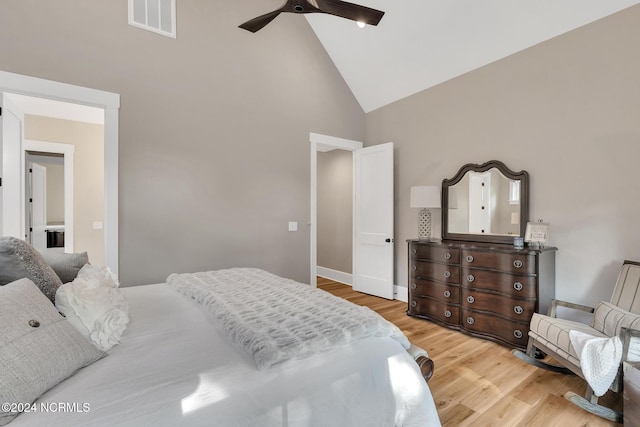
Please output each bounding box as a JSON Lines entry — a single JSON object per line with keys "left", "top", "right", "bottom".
{"left": 442, "top": 160, "right": 529, "bottom": 244}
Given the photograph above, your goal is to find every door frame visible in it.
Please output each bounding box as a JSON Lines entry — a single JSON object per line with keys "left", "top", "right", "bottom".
{"left": 309, "top": 132, "right": 362, "bottom": 287}
{"left": 0, "top": 70, "right": 120, "bottom": 276}
{"left": 24, "top": 140, "right": 75, "bottom": 253}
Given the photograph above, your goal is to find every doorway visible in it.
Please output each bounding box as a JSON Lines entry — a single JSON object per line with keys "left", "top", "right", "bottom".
{"left": 309, "top": 133, "right": 362, "bottom": 288}
{"left": 24, "top": 141, "right": 76, "bottom": 255}
{"left": 310, "top": 133, "right": 395, "bottom": 300}
{"left": 316, "top": 147, "right": 354, "bottom": 286}
{"left": 0, "top": 70, "right": 120, "bottom": 276}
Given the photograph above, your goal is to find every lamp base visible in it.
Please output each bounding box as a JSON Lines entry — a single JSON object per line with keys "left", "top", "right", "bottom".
{"left": 418, "top": 208, "right": 432, "bottom": 240}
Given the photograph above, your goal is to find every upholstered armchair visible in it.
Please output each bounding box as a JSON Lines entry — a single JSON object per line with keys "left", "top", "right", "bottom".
{"left": 513, "top": 260, "right": 640, "bottom": 422}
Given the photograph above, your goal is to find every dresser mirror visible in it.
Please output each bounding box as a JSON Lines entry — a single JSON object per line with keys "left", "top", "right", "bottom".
{"left": 442, "top": 160, "right": 529, "bottom": 244}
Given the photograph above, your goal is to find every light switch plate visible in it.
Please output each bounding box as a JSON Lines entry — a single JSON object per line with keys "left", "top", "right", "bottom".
{"left": 288, "top": 222, "right": 298, "bottom": 232}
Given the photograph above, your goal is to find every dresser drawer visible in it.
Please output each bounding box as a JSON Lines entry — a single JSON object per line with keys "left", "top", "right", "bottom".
{"left": 409, "top": 296, "right": 460, "bottom": 326}
{"left": 411, "top": 261, "right": 460, "bottom": 284}
{"left": 461, "top": 309, "right": 530, "bottom": 348}
{"left": 410, "top": 243, "right": 460, "bottom": 264}
{"left": 461, "top": 268, "right": 537, "bottom": 298}
{"left": 409, "top": 278, "right": 460, "bottom": 304}
{"left": 461, "top": 249, "right": 535, "bottom": 274}
{"left": 461, "top": 289, "right": 535, "bottom": 321}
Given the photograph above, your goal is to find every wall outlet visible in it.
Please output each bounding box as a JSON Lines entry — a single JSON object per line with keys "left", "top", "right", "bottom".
{"left": 93, "top": 221, "right": 103, "bottom": 230}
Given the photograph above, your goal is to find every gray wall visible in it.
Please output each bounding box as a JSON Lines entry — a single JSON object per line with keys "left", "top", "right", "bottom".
{"left": 317, "top": 149, "right": 352, "bottom": 274}
{"left": 366, "top": 5, "right": 640, "bottom": 306}
{"left": 0, "top": 0, "right": 365, "bottom": 285}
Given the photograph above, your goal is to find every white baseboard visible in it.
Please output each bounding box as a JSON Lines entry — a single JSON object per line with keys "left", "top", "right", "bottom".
{"left": 317, "top": 267, "right": 408, "bottom": 303}
{"left": 394, "top": 285, "right": 408, "bottom": 303}
{"left": 317, "top": 267, "right": 352, "bottom": 286}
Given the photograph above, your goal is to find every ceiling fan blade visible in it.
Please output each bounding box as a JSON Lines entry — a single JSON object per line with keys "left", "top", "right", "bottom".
{"left": 239, "top": 10, "right": 282, "bottom": 33}
{"left": 315, "top": 0, "right": 384, "bottom": 26}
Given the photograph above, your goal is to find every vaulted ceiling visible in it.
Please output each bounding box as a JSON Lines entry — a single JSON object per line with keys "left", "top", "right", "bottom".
{"left": 303, "top": 0, "right": 640, "bottom": 112}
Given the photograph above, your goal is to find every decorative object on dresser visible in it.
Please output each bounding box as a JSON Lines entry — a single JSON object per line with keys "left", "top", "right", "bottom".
{"left": 407, "top": 239, "right": 556, "bottom": 350}
{"left": 407, "top": 160, "right": 556, "bottom": 351}
{"left": 524, "top": 220, "right": 550, "bottom": 248}
{"left": 410, "top": 186, "right": 441, "bottom": 241}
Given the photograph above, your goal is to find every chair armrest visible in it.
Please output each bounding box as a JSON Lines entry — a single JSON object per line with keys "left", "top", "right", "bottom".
{"left": 407, "top": 344, "right": 434, "bottom": 383}
{"left": 547, "top": 298, "right": 595, "bottom": 317}
{"left": 620, "top": 327, "right": 640, "bottom": 361}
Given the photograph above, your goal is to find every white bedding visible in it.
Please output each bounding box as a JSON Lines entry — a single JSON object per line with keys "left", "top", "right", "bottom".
{"left": 11, "top": 283, "right": 440, "bottom": 427}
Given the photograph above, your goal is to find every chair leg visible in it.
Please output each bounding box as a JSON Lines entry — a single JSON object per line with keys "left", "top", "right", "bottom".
{"left": 564, "top": 391, "right": 622, "bottom": 423}
{"left": 511, "top": 348, "right": 574, "bottom": 374}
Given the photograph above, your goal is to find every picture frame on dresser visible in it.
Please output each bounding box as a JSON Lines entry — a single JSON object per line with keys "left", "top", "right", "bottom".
{"left": 407, "top": 161, "right": 556, "bottom": 351}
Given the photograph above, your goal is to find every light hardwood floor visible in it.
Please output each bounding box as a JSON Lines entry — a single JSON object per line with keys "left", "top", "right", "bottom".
{"left": 317, "top": 277, "right": 623, "bottom": 427}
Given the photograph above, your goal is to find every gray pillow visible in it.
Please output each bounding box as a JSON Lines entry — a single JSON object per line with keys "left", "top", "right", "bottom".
{"left": 0, "top": 237, "right": 63, "bottom": 302}
{"left": 38, "top": 251, "right": 89, "bottom": 283}
{"left": 0, "top": 278, "right": 106, "bottom": 426}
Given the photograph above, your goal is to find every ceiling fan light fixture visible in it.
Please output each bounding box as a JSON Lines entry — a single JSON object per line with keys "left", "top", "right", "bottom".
{"left": 239, "top": 0, "right": 385, "bottom": 33}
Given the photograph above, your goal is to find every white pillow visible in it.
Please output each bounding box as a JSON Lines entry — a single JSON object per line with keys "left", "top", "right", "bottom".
{"left": 55, "top": 265, "right": 129, "bottom": 351}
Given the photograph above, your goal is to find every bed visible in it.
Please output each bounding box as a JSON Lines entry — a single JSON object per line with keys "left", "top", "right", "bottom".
{"left": 0, "top": 238, "right": 441, "bottom": 426}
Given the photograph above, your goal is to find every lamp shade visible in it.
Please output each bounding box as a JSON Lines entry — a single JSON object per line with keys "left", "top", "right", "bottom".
{"left": 410, "top": 186, "right": 441, "bottom": 209}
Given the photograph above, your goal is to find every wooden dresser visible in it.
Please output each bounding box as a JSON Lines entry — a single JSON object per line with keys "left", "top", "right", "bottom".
{"left": 407, "top": 239, "right": 556, "bottom": 350}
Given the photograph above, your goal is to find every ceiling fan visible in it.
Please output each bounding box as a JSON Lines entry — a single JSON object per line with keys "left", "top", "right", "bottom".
{"left": 239, "top": 0, "right": 385, "bottom": 33}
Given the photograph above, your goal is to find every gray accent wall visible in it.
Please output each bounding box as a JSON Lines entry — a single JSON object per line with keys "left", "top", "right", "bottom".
{"left": 365, "top": 5, "right": 640, "bottom": 306}
{"left": 317, "top": 150, "right": 353, "bottom": 274}
{"left": 0, "top": 1, "right": 365, "bottom": 285}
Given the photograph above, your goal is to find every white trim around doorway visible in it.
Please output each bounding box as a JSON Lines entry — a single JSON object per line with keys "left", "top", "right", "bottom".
{"left": 0, "top": 70, "right": 120, "bottom": 277}
{"left": 309, "top": 132, "right": 362, "bottom": 287}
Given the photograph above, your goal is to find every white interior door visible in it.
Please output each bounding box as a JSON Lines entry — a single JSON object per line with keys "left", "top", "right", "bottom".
{"left": 29, "top": 162, "right": 47, "bottom": 250}
{"left": 0, "top": 94, "right": 25, "bottom": 238}
{"left": 353, "top": 142, "right": 394, "bottom": 299}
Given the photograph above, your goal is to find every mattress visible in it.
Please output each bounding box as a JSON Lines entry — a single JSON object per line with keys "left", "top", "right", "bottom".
{"left": 10, "top": 283, "right": 441, "bottom": 426}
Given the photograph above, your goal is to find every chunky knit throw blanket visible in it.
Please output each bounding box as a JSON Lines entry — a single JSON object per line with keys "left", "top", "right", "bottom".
{"left": 167, "top": 268, "right": 410, "bottom": 370}
{"left": 569, "top": 330, "right": 622, "bottom": 396}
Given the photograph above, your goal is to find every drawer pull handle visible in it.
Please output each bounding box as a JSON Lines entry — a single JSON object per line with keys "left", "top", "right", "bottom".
{"left": 444, "top": 271, "right": 451, "bottom": 278}
{"left": 411, "top": 300, "right": 417, "bottom": 308}
{"left": 513, "top": 282, "right": 523, "bottom": 291}
{"left": 513, "top": 260, "right": 523, "bottom": 268}
{"left": 411, "top": 283, "right": 417, "bottom": 290}
{"left": 466, "top": 317, "right": 475, "bottom": 325}
{"left": 467, "top": 274, "right": 475, "bottom": 283}
{"left": 467, "top": 295, "right": 475, "bottom": 304}
{"left": 514, "top": 330, "right": 523, "bottom": 339}
{"left": 466, "top": 255, "right": 474, "bottom": 263}
{"left": 444, "top": 290, "right": 451, "bottom": 298}
{"left": 411, "top": 249, "right": 417, "bottom": 255}
{"left": 412, "top": 265, "right": 417, "bottom": 271}
{"left": 444, "top": 252, "right": 451, "bottom": 260}
{"left": 444, "top": 310, "right": 452, "bottom": 318}
{"left": 514, "top": 306, "right": 524, "bottom": 315}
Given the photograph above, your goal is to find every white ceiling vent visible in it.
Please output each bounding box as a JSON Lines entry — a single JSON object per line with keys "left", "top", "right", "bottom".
{"left": 128, "top": 0, "right": 176, "bottom": 38}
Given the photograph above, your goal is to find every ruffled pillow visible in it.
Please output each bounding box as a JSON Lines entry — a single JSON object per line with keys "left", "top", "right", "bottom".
{"left": 55, "top": 265, "right": 129, "bottom": 351}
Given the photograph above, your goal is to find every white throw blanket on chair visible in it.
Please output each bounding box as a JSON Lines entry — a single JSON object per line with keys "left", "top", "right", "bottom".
{"left": 167, "top": 268, "right": 410, "bottom": 370}
{"left": 569, "top": 330, "right": 622, "bottom": 396}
